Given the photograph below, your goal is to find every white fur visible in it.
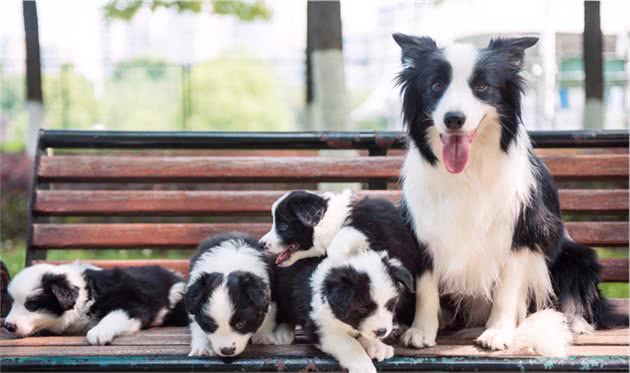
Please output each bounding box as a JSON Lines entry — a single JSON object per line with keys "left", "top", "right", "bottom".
{"left": 251, "top": 303, "right": 295, "bottom": 345}
{"left": 433, "top": 44, "right": 493, "bottom": 135}
{"left": 189, "top": 319, "right": 213, "bottom": 357}
{"left": 5, "top": 262, "right": 96, "bottom": 337}
{"left": 168, "top": 281, "right": 186, "bottom": 308}
{"left": 203, "top": 284, "right": 251, "bottom": 356}
{"left": 260, "top": 190, "right": 353, "bottom": 265}
{"left": 401, "top": 43, "right": 557, "bottom": 353}
{"left": 401, "top": 271, "right": 440, "bottom": 348}
{"left": 512, "top": 309, "right": 573, "bottom": 357}
{"left": 326, "top": 226, "right": 370, "bottom": 261}
{"left": 188, "top": 239, "right": 269, "bottom": 286}
{"left": 86, "top": 310, "right": 141, "bottom": 345}
{"left": 310, "top": 251, "right": 398, "bottom": 373}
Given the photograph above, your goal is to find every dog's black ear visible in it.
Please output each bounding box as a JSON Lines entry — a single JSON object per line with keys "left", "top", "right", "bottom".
{"left": 41, "top": 274, "right": 79, "bottom": 311}
{"left": 323, "top": 267, "right": 358, "bottom": 318}
{"left": 382, "top": 255, "right": 415, "bottom": 293}
{"left": 289, "top": 191, "right": 327, "bottom": 227}
{"left": 393, "top": 33, "right": 437, "bottom": 65}
{"left": 230, "top": 272, "right": 270, "bottom": 311}
{"left": 487, "top": 37, "right": 538, "bottom": 69}
{"left": 185, "top": 272, "right": 223, "bottom": 314}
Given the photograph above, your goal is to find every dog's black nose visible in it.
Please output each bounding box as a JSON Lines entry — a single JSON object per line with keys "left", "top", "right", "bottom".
{"left": 444, "top": 111, "right": 466, "bottom": 130}
{"left": 374, "top": 328, "right": 387, "bottom": 338}
{"left": 2, "top": 322, "right": 16, "bottom": 333}
{"left": 220, "top": 347, "right": 236, "bottom": 356}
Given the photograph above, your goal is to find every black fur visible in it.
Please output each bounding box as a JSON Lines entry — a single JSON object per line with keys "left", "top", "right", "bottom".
{"left": 24, "top": 274, "right": 79, "bottom": 316}
{"left": 187, "top": 233, "right": 272, "bottom": 336}
{"left": 85, "top": 266, "right": 187, "bottom": 328}
{"left": 273, "top": 191, "right": 328, "bottom": 253}
{"left": 226, "top": 271, "right": 271, "bottom": 335}
{"left": 395, "top": 33, "right": 625, "bottom": 330}
{"left": 323, "top": 266, "right": 377, "bottom": 330}
{"left": 1, "top": 261, "right": 12, "bottom": 317}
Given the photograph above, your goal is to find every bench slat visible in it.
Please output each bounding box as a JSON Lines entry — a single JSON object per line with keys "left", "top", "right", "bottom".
{"left": 2, "top": 327, "right": 627, "bottom": 347}
{"left": 1, "top": 343, "right": 627, "bottom": 358}
{"left": 38, "top": 154, "right": 629, "bottom": 182}
{"left": 34, "top": 189, "right": 628, "bottom": 215}
{"left": 32, "top": 222, "right": 629, "bottom": 248}
{"left": 35, "top": 257, "right": 628, "bottom": 283}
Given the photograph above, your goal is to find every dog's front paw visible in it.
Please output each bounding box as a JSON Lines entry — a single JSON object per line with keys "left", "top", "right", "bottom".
{"left": 345, "top": 359, "right": 377, "bottom": 373}
{"left": 476, "top": 327, "right": 514, "bottom": 351}
{"left": 188, "top": 341, "right": 213, "bottom": 357}
{"left": 401, "top": 327, "right": 436, "bottom": 348}
{"left": 86, "top": 326, "right": 115, "bottom": 345}
{"left": 273, "top": 323, "right": 295, "bottom": 345}
{"left": 363, "top": 339, "right": 394, "bottom": 362}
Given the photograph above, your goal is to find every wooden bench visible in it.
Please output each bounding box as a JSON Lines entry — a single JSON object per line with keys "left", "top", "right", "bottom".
{"left": 1, "top": 129, "right": 628, "bottom": 372}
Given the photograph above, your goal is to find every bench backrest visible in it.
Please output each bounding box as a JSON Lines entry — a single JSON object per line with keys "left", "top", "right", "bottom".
{"left": 28, "top": 130, "right": 629, "bottom": 285}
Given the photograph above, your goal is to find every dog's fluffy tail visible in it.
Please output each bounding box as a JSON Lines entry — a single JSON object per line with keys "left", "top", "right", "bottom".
{"left": 512, "top": 309, "right": 573, "bottom": 357}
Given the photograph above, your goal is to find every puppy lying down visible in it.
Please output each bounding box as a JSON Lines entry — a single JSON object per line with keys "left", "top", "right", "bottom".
{"left": 3, "top": 261, "right": 187, "bottom": 344}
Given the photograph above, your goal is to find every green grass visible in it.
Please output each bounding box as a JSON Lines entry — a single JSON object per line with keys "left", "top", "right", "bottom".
{"left": 1, "top": 240, "right": 628, "bottom": 299}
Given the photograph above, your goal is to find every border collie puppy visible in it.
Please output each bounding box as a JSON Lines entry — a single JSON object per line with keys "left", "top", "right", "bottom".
{"left": 275, "top": 250, "right": 414, "bottom": 373}
{"left": 3, "top": 262, "right": 187, "bottom": 344}
{"left": 186, "top": 233, "right": 293, "bottom": 358}
{"left": 392, "top": 33, "right": 624, "bottom": 355}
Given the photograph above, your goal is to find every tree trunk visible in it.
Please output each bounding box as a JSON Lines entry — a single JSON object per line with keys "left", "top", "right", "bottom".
{"left": 305, "top": 0, "right": 348, "bottom": 131}
{"left": 583, "top": 0, "right": 604, "bottom": 129}
{"left": 23, "top": 0, "right": 43, "bottom": 156}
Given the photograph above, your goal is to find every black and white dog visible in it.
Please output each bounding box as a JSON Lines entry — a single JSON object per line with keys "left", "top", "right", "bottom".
{"left": 274, "top": 250, "right": 414, "bottom": 373}
{"left": 185, "top": 233, "right": 293, "bottom": 358}
{"left": 393, "top": 33, "right": 624, "bottom": 355}
{"left": 3, "top": 262, "right": 187, "bottom": 344}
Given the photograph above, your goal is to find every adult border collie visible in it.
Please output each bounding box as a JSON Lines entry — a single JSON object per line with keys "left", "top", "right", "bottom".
{"left": 393, "top": 33, "right": 624, "bottom": 355}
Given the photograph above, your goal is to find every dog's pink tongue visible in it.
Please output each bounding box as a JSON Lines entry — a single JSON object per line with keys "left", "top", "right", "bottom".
{"left": 441, "top": 134, "right": 471, "bottom": 174}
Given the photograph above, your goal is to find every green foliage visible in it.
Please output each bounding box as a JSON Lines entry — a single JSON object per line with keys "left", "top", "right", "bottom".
{"left": 188, "top": 55, "right": 293, "bottom": 131}
{"left": 113, "top": 58, "right": 169, "bottom": 81}
{"left": 43, "top": 65, "right": 100, "bottom": 130}
{"left": 103, "top": 0, "right": 270, "bottom": 21}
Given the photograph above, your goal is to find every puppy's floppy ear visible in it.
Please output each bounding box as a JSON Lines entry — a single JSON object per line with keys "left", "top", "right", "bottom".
{"left": 384, "top": 257, "right": 415, "bottom": 294}
{"left": 185, "top": 272, "right": 223, "bottom": 314}
{"left": 289, "top": 191, "right": 327, "bottom": 227}
{"left": 392, "top": 33, "right": 437, "bottom": 65}
{"left": 232, "top": 272, "right": 270, "bottom": 310}
{"left": 41, "top": 274, "right": 79, "bottom": 311}
{"left": 323, "top": 266, "right": 358, "bottom": 318}
{"left": 487, "top": 37, "right": 538, "bottom": 69}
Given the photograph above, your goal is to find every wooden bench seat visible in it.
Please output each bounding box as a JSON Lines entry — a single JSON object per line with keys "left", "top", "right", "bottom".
{"left": 2, "top": 129, "right": 627, "bottom": 372}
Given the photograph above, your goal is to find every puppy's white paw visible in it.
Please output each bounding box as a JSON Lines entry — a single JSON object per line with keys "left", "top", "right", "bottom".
{"left": 345, "top": 359, "right": 377, "bottom": 373}
{"left": 188, "top": 344, "right": 213, "bottom": 357}
{"left": 86, "top": 326, "right": 115, "bottom": 345}
{"left": 570, "top": 317, "right": 594, "bottom": 335}
{"left": 364, "top": 339, "right": 394, "bottom": 362}
{"left": 273, "top": 323, "right": 295, "bottom": 345}
{"left": 251, "top": 332, "right": 275, "bottom": 345}
{"left": 476, "top": 327, "right": 514, "bottom": 351}
{"left": 401, "top": 327, "right": 436, "bottom": 348}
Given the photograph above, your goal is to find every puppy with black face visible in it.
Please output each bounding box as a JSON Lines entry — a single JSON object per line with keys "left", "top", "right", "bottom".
{"left": 3, "top": 262, "right": 187, "bottom": 344}
{"left": 186, "top": 233, "right": 293, "bottom": 358}
{"left": 274, "top": 251, "right": 414, "bottom": 373}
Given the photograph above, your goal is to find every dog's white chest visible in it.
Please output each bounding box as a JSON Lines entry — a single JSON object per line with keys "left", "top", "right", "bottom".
{"left": 402, "top": 138, "right": 533, "bottom": 298}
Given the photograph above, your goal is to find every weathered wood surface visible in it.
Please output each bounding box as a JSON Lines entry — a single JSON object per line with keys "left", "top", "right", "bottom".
{"left": 32, "top": 221, "right": 629, "bottom": 248}
{"left": 38, "top": 154, "right": 629, "bottom": 182}
{"left": 34, "top": 189, "right": 629, "bottom": 215}
{"left": 1, "top": 327, "right": 628, "bottom": 358}
{"left": 33, "top": 257, "right": 630, "bottom": 283}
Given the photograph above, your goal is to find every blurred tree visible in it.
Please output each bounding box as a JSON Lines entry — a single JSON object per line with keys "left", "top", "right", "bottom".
{"left": 189, "top": 55, "right": 293, "bottom": 131}
{"left": 22, "top": 0, "right": 43, "bottom": 156}
{"left": 43, "top": 66, "right": 100, "bottom": 130}
{"left": 103, "top": 0, "right": 271, "bottom": 21}
{"left": 583, "top": 0, "right": 604, "bottom": 129}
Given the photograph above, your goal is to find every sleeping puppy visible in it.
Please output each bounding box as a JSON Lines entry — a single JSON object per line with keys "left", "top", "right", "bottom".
{"left": 2, "top": 262, "right": 187, "bottom": 344}
{"left": 186, "top": 233, "right": 292, "bottom": 358}
{"left": 274, "top": 250, "right": 414, "bottom": 373}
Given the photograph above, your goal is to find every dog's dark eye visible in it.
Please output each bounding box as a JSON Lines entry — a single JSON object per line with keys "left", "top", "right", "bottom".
{"left": 431, "top": 82, "right": 444, "bottom": 92}
{"left": 357, "top": 307, "right": 368, "bottom": 315}
{"left": 235, "top": 321, "right": 246, "bottom": 330}
{"left": 278, "top": 223, "right": 288, "bottom": 232}
{"left": 474, "top": 84, "right": 488, "bottom": 92}
{"left": 24, "top": 300, "right": 39, "bottom": 312}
